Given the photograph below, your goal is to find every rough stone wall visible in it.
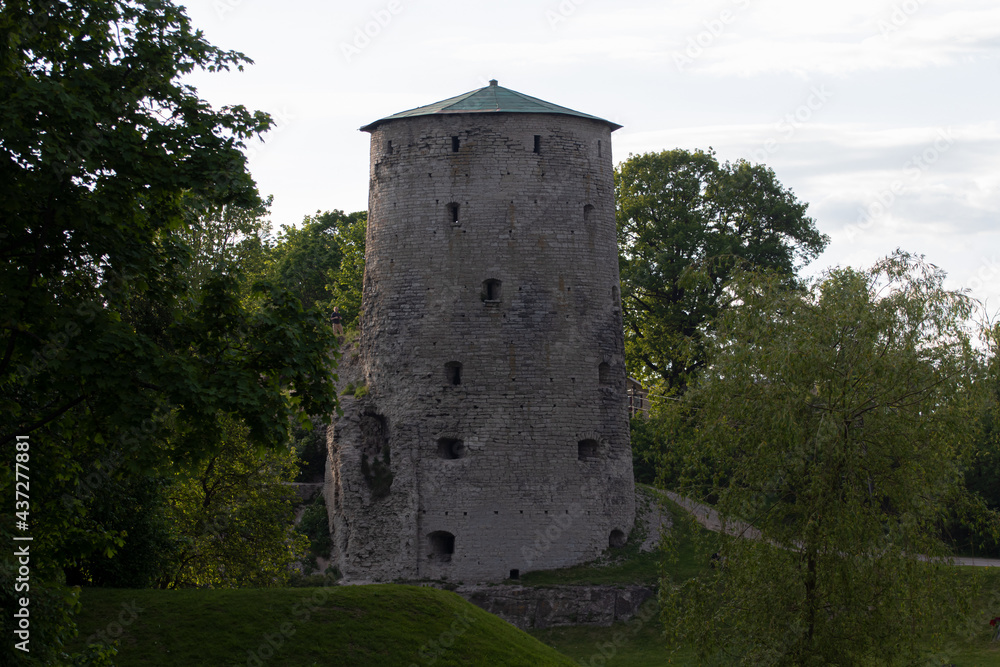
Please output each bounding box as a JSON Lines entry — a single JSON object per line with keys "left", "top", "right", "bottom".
{"left": 457, "top": 585, "right": 655, "bottom": 630}
{"left": 327, "top": 111, "right": 634, "bottom": 582}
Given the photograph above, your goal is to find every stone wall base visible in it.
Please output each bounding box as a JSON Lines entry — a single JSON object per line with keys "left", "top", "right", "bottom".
{"left": 453, "top": 584, "right": 655, "bottom": 630}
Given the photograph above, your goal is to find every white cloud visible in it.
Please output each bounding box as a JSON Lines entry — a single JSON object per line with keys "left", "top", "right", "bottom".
{"left": 500, "top": 0, "right": 1000, "bottom": 76}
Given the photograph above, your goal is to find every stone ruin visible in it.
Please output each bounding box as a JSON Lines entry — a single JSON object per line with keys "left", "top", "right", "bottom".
{"left": 324, "top": 80, "right": 635, "bottom": 583}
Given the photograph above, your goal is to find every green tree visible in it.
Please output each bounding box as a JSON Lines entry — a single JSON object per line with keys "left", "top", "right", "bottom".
{"left": 180, "top": 195, "right": 274, "bottom": 299}
{"left": 270, "top": 209, "right": 367, "bottom": 323}
{"left": 159, "top": 414, "right": 308, "bottom": 589}
{"left": 292, "top": 415, "right": 329, "bottom": 484}
{"left": 65, "top": 197, "right": 306, "bottom": 590}
{"left": 63, "top": 475, "right": 176, "bottom": 589}
{"left": 955, "top": 323, "right": 1000, "bottom": 556}
{"left": 662, "top": 252, "right": 988, "bottom": 665}
{"left": 616, "top": 149, "right": 828, "bottom": 391}
{"left": 327, "top": 210, "right": 367, "bottom": 329}
{"left": 0, "top": 1, "right": 336, "bottom": 660}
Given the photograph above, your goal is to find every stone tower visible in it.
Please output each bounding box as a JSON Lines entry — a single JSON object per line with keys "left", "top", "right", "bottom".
{"left": 325, "top": 80, "right": 634, "bottom": 583}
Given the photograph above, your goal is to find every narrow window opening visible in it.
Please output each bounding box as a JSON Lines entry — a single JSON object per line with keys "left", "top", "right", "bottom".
{"left": 609, "top": 529, "right": 626, "bottom": 548}
{"left": 584, "top": 204, "right": 595, "bottom": 224}
{"left": 436, "top": 437, "right": 466, "bottom": 460}
{"left": 452, "top": 136, "right": 460, "bottom": 152}
{"left": 533, "top": 135, "right": 541, "bottom": 153}
{"left": 509, "top": 569, "right": 520, "bottom": 580}
{"left": 428, "top": 531, "right": 455, "bottom": 563}
{"left": 598, "top": 362, "right": 611, "bottom": 385}
{"left": 483, "top": 279, "right": 502, "bottom": 302}
{"left": 597, "top": 139, "right": 602, "bottom": 157}
{"left": 387, "top": 140, "right": 393, "bottom": 155}
{"left": 578, "top": 439, "right": 599, "bottom": 461}
{"left": 445, "top": 361, "right": 462, "bottom": 385}
{"left": 447, "top": 202, "right": 460, "bottom": 225}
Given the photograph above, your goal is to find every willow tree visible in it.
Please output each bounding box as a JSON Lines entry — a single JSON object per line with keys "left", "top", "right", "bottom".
{"left": 662, "top": 252, "right": 989, "bottom": 665}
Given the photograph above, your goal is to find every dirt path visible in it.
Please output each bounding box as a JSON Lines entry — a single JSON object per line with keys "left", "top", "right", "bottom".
{"left": 662, "top": 491, "right": 1000, "bottom": 568}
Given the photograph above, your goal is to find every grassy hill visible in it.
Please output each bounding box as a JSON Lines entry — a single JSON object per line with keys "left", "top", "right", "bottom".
{"left": 67, "top": 584, "right": 576, "bottom": 666}
{"left": 66, "top": 489, "right": 1000, "bottom": 666}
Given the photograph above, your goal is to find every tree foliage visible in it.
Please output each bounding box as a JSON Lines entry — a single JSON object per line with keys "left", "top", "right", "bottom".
{"left": 59, "top": 199, "right": 333, "bottom": 591}
{"left": 661, "top": 252, "right": 989, "bottom": 665}
{"left": 0, "top": 1, "right": 336, "bottom": 660}
{"left": 179, "top": 195, "right": 274, "bottom": 299}
{"left": 957, "top": 323, "right": 1000, "bottom": 556}
{"left": 64, "top": 475, "right": 176, "bottom": 589}
{"left": 269, "top": 209, "right": 367, "bottom": 326}
{"left": 616, "top": 149, "right": 828, "bottom": 391}
{"left": 159, "top": 414, "right": 308, "bottom": 589}
{"left": 326, "top": 210, "right": 367, "bottom": 329}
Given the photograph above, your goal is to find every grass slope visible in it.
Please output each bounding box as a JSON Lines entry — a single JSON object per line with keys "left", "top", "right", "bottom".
{"left": 519, "top": 487, "right": 715, "bottom": 588}
{"left": 68, "top": 487, "right": 1000, "bottom": 666}
{"left": 526, "top": 488, "right": 1000, "bottom": 666}
{"left": 69, "top": 584, "right": 576, "bottom": 666}
{"left": 531, "top": 572, "right": 1000, "bottom": 667}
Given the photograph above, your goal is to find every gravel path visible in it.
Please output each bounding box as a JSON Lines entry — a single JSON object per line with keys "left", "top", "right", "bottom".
{"left": 637, "top": 491, "right": 672, "bottom": 553}
{"left": 662, "top": 490, "right": 1000, "bottom": 568}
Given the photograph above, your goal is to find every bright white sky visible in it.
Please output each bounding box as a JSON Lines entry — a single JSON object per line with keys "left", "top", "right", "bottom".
{"left": 181, "top": 0, "right": 1000, "bottom": 315}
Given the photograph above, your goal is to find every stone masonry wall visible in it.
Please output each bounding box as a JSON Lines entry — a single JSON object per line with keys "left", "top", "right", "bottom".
{"left": 457, "top": 584, "right": 655, "bottom": 630}
{"left": 327, "top": 112, "right": 634, "bottom": 582}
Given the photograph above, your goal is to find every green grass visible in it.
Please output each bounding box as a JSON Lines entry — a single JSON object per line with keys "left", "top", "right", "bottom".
{"left": 66, "top": 487, "right": 1000, "bottom": 666}
{"left": 523, "top": 486, "right": 1000, "bottom": 666}
{"left": 531, "top": 595, "right": 1000, "bottom": 667}
{"left": 518, "top": 488, "right": 717, "bottom": 588}
{"left": 530, "top": 599, "right": 695, "bottom": 667}
{"left": 528, "top": 566, "right": 1000, "bottom": 666}
{"left": 68, "top": 584, "right": 576, "bottom": 666}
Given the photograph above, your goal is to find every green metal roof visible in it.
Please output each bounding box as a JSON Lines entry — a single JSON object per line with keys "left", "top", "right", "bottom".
{"left": 360, "top": 80, "right": 622, "bottom": 132}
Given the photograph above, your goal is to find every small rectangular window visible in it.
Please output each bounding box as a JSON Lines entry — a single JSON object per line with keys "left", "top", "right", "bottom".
{"left": 597, "top": 140, "right": 602, "bottom": 157}
{"left": 452, "top": 136, "right": 460, "bottom": 152}
{"left": 533, "top": 135, "right": 541, "bottom": 153}
{"left": 578, "top": 439, "right": 599, "bottom": 460}
{"left": 483, "top": 279, "right": 501, "bottom": 302}
{"left": 387, "top": 140, "right": 393, "bottom": 154}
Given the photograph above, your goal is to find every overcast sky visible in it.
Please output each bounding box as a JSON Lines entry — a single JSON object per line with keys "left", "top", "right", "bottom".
{"left": 181, "top": 0, "right": 1000, "bottom": 315}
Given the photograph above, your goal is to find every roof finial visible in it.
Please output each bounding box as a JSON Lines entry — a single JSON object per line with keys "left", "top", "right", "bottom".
{"left": 489, "top": 79, "right": 498, "bottom": 87}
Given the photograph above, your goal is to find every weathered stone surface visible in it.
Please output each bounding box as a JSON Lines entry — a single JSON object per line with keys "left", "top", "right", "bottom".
{"left": 456, "top": 585, "right": 654, "bottom": 630}
{"left": 325, "top": 99, "right": 634, "bottom": 583}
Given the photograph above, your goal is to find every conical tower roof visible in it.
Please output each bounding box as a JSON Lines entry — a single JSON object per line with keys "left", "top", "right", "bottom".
{"left": 360, "top": 79, "right": 622, "bottom": 132}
